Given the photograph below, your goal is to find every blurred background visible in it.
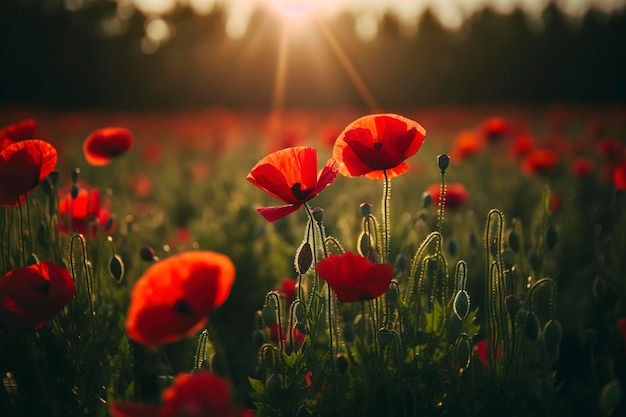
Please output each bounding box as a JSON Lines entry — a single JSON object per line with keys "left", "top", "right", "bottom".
{"left": 1, "top": 0, "right": 625, "bottom": 111}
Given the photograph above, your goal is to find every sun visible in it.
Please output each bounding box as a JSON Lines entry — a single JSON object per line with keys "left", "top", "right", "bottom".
{"left": 265, "top": 0, "right": 338, "bottom": 20}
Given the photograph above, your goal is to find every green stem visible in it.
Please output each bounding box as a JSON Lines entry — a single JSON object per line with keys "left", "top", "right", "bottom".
{"left": 381, "top": 170, "right": 391, "bottom": 263}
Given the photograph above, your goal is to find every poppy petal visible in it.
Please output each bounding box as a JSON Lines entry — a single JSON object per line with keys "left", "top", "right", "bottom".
{"left": 83, "top": 127, "right": 133, "bottom": 166}
{"left": 257, "top": 204, "right": 302, "bottom": 222}
{"left": 0, "top": 119, "right": 37, "bottom": 142}
{"left": 247, "top": 163, "right": 294, "bottom": 204}
{"left": 126, "top": 251, "right": 235, "bottom": 346}
{"left": 315, "top": 252, "right": 393, "bottom": 302}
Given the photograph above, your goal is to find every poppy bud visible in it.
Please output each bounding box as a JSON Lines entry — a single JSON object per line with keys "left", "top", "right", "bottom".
{"left": 71, "top": 184, "right": 79, "bottom": 199}
{"left": 468, "top": 230, "right": 478, "bottom": 248}
{"left": 48, "top": 170, "right": 60, "bottom": 185}
{"left": 447, "top": 237, "right": 458, "bottom": 257}
{"left": 295, "top": 241, "right": 313, "bottom": 274}
{"left": 584, "top": 328, "right": 598, "bottom": 350}
{"left": 104, "top": 217, "right": 115, "bottom": 233}
{"left": 502, "top": 248, "right": 515, "bottom": 270}
{"left": 265, "top": 373, "right": 282, "bottom": 399}
{"left": 438, "top": 154, "right": 450, "bottom": 172}
{"left": 210, "top": 353, "right": 227, "bottom": 376}
{"left": 543, "top": 319, "right": 562, "bottom": 357}
{"left": 360, "top": 202, "right": 372, "bottom": 217}
{"left": 395, "top": 253, "right": 407, "bottom": 272}
{"left": 108, "top": 254, "right": 124, "bottom": 283}
{"left": 312, "top": 207, "right": 324, "bottom": 223}
{"left": 599, "top": 380, "right": 622, "bottom": 416}
{"left": 453, "top": 290, "right": 470, "bottom": 320}
{"left": 342, "top": 322, "right": 356, "bottom": 343}
{"left": 358, "top": 232, "right": 372, "bottom": 257}
{"left": 545, "top": 226, "right": 557, "bottom": 251}
{"left": 262, "top": 305, "right": 276, "bottom": 326}
{"left": 41, "top": 178, "right": 53, "bottom": 195}
{"left": 421, "top": 192, "right": 433, "bottom": 208}
{"left": 294, "top": 302, "right": 306, "bottom": 322}
{"left": 386, "top": 283, "right": 399, "bottom": 303}
{"left": 71, "top": 167, "right": 80, "bottom": 183}
{"left": 489, "top": 236, "right": 499, "bottom": 258}
{"left": 508, "top": 230, "right": 520, "bottom": 253}
{"left": 27, "top": 253, "right": 39, "bottom": 265}
{"left": 252, "top": 330, "right": 266, "bottom": 347}
{"left": 529, "top": 250, "right": 543, "bottom": 272}
{"left": 377, "top": 328, "right": 393, "bottom": 348}
{"left": 524, "top": 311, "right": 540, "bottom": 341}
{"left": 335, "top": 353, "right": 348, "bottom": 374}
{"left": 455, "top": 336, "right": 471, "bottom": 370}
{"left": 504, "top": 294, "right": 521, "bottom": 317}
{"left": 140, "top": 246, "right": 156, "bottom": 262}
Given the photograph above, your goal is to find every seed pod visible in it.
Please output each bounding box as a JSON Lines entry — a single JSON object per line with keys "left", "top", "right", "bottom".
{"left": 545, "top": 226, "right": 557, "bottom": 251}
{"left": 70, "top": 184, "right": 79, "bottom": 199}
{"left": 342, "top": 322, "right": 356, "bottom": 343}
{"left": 504, "top": 294, "right": 521, "bottom": 317}
{"left": 543, "top": 319, "right": 562, "bottom": 357}
{"left": 395, "top": 253, "right": 408, "bottom": 272}
{"left": 455, "top": 335, "right": 471, "bottom": 370}
{"left": 508, "top": 230, "right": 520, "bottom": 253}
{"left": 311, "top": 207, "right": 324, "bottom": 223}
{"left": 377, "top": 328, "right": 393, "bottom": 348}
{"left": 262, "top": 305, "right": 276, "bottom": 326}
{"left": 524, "top": 311, "right": 540, "bottom": 341}
{"left": 140, "top": 246, "right": 156, "bottom": 262}
{"left": 108, "top": 254, "right": 124, "bottom": 283}
{"left": 453, "top": 290, "right": 470, "bottom": 320}
{"left": 447, "top": 237, "right": 458, "bottom": 257}
{"left": 335, "top": 353, "right": 348, "bottom": 374}
{"left": 295, "top": 241, "right": 313, "bottom": 274}
{"left": 438, "top": 154, "right": 450, "bottom": 172}
{"left": 502, "top": 248, "right": 515, "bottom": 270}
{"left": 360, "top": 202, "right": 373, "bottom": 217}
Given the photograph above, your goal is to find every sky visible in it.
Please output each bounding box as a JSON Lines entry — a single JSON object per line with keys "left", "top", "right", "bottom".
{"left": 69, "top": 0, "right": 626, "bottom": 41}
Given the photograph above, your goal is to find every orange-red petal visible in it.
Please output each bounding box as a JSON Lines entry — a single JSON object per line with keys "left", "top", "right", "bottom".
{"left": 83, "top": 127, "right": 133, "bottom": 166}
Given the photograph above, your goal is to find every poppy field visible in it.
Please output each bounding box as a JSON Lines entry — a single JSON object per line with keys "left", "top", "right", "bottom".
{"left": 1, "top": 104, "right": 626, "bottom": 417}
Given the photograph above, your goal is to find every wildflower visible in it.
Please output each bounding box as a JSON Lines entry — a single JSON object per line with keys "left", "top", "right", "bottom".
{"left": 247, "top": 146, "right": 338, "bottom": 222}
{"left": 614, "top": 159, "right": 626, "bottom": 190}
{"left": 482, "top": 117, "right": 512, "bottom": 142}
{"left": 521, "top": 149, "right": 560, "bottom": 176}
{"left": 0, "top": 139, "right": 58, "bottom": 206}
{"left": 110, "top": 371, "right": 252, "bottom": 417}
{"left": 315, "top": 251, "right": 393, "bottom": 302}
{"left": 83, "top": 127, "right": 133, "bottom": 166}
{"left": 426, "top": 183, "right": 469, "bottom": 210}
{"left": 0, "top": 118, "right": 37, "bottom": 142}
{"left": 0, "top": 262, "right": 75, "bottom": 334}
{"left": 450, "top": 130, "right": 484, "bottom": 161}
{"left": 571, "top": 157, "right": 596, "bottom": 179}
{"left": 510, "top": 134, "right": 535, "bottom": 159}
{"left": 332, "top": 113, "right": 426, "bottom": 179}
{"left": 277, "top": 277, "right": 297, "bottom": 306}
{"left": 126, "top": 251, "right": 235, "bottom": 346}
{"left": 58, "top": 184, "right": 113, "bottom": 238}
{"left": 474, "top": 338, "right": 503, "bottom": 368}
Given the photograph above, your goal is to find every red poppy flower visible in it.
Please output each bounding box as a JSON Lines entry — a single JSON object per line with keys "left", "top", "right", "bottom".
{"left": 0, "top": 139, "right": 58, "bottom": 206}
{"left": 247, "top": 146, "right": 338, "bottom": 222}
{"left": 482, "top": 117, "right": 512, "bottom": 141}
{"left": 83, "top": 127, "right": 133, "bottom": 166}
{"left": 0, "top": 262, "right": 75, "bottom": 334}
{"left": 110, "top": 371, "right": 252, "bottom": 417}
{"left": 510, "top": 134, "right": 535, "bottom": 159}
{"left": 0, "top": 118, "right": 37, "bottom": 142}
{"left": 58, "top": 184, "right": 113, "bottom": 238}
{"left": 521, "top": 149, "right": 560, "bottom": 176}
{"left": 614, "top": 160, "right": 626, "bottom": 190}
{"left": 571, "top": 157, "right": 596, "bottom": 179}
{"left": 450, "top": 130, "right": 484, "bottom": 162}
{"left": 597, "top": 137, "right": 624, "bottom": 164}
{"left": 426, "top": 183, "right": 469, "bottom": 210}
{"left": 315, "top": 251, "right": 393, "bottom": 303}
{"left": 277, "top": 277, "right": 297, "bottom": 307}
{"left": 126, "top": 251, "right": 235, "bottom": 346}
{"left": 332, "top": 114, "right": 426, "bottom": 180}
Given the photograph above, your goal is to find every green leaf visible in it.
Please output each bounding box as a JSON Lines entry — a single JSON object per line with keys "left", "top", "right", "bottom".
{"left": 249, "top": 377, "right": 265, "bottom": 395}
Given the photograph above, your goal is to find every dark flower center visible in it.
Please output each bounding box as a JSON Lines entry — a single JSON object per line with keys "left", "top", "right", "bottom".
{"left": 174, "top": 299, "right": 195, "bottom": 317}
{"left": 374, "top": 141, "right": 383, "bottom": 150}
{"left": 291, "top": 183, "right": 313, "bottom": 201}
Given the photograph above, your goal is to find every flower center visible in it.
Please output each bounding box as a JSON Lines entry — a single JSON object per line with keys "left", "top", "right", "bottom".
{"left": 291, "top": 182, "right": 312, "bottom": 201}
{"left": 174, "top": 299, "right": 195, "bottom": 317}
{"left": 373, "top": 140, "right": 383, "bottom": 150}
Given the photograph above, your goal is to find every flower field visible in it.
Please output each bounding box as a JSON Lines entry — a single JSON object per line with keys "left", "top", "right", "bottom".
{"left": 1, "top": 104, "right": 625, "bottom": 417}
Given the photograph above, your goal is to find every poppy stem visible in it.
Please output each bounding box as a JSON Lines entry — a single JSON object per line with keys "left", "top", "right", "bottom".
{"left": 437, "top": 170, "right": 446, "bottom": 233}
{"left": 1, "top": 207, "right": 8, "bottom": 272}
{"left": 18, "top": 201, "right": 27, "bottom": 265}
{"left": 381, "top": 170, "right": 391, "bottom": 263}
